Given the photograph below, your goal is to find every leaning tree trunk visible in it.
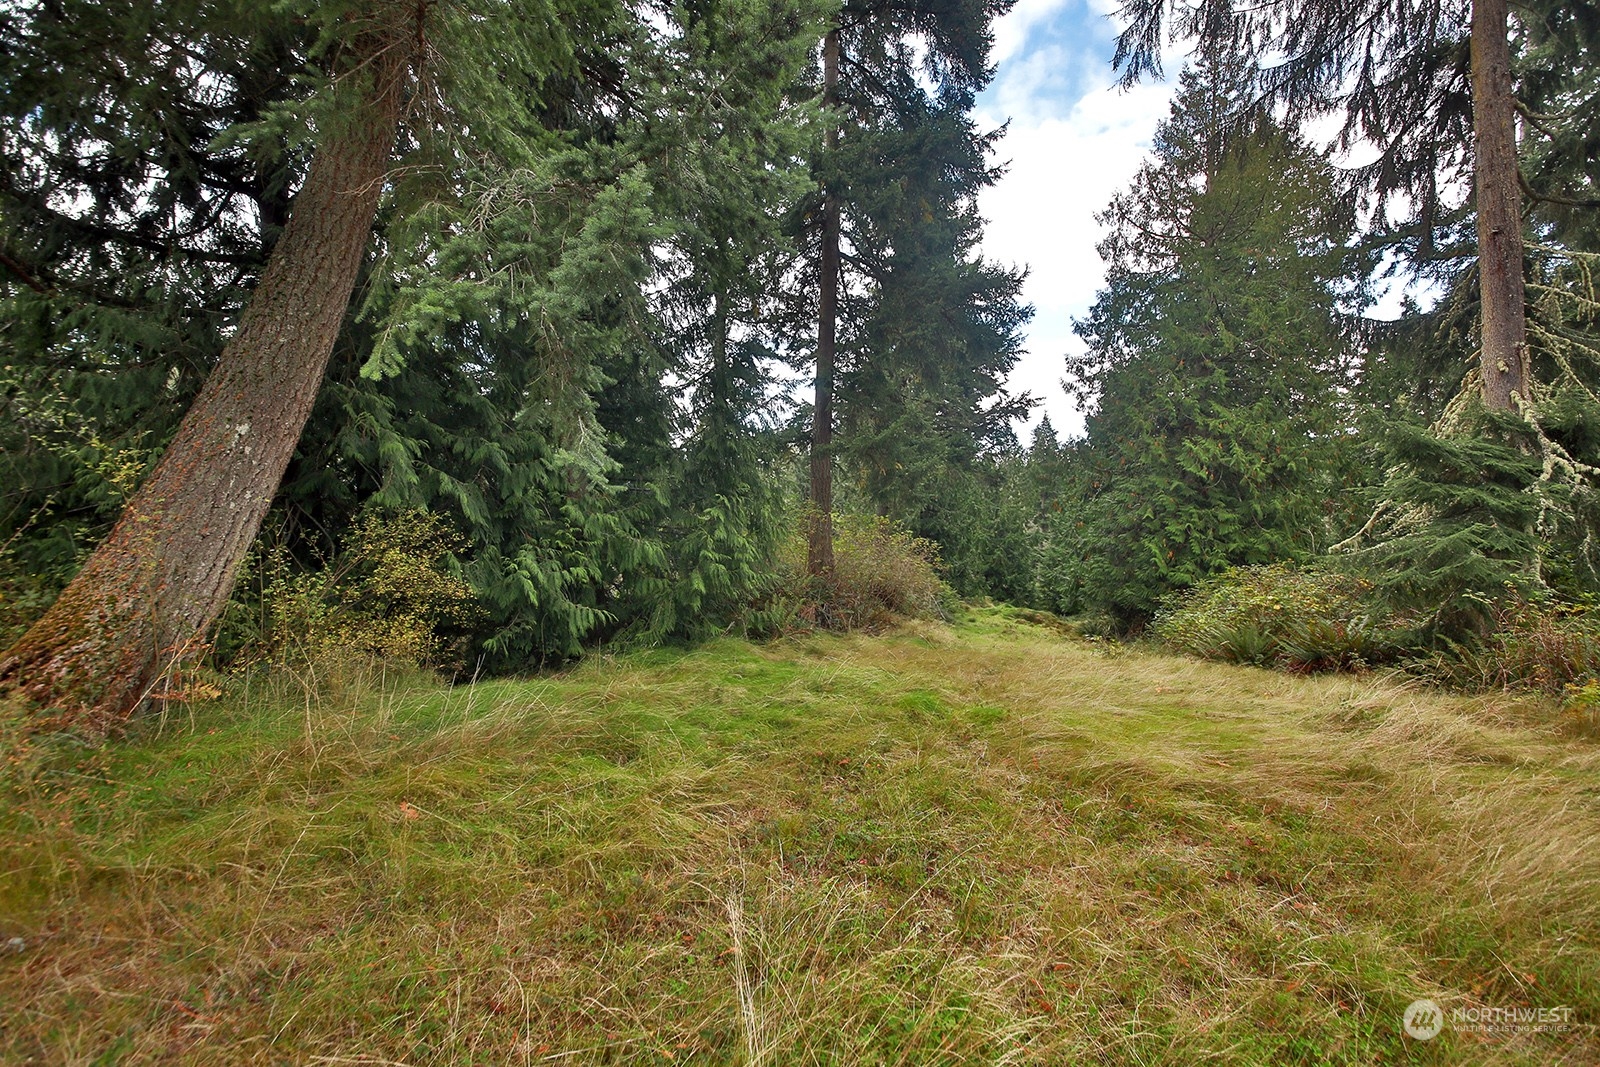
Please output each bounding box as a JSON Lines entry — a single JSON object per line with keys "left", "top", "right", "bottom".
{"left": 0, "top": 38, "right": 406, "bottom": 733}
{"left": 1471, "top": 0, "right": 1530, "bottom": 412}
{"left": 808, "top": 27, "right": 842, "bottom": 579}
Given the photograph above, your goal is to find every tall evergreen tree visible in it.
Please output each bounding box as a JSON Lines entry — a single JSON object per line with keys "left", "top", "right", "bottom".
{"left": 1334, "top": 0, "right": 1600, "bottom": 614}
{"left": 258, "top": 0, "right": 825, "bottom": 662}
{"left": 1063, "top": 57, "right": 1361, "bottom": 627}
{"left": 0, "top": 0, "right": 656, "bottom": 727}
{"left": 835, "top": 89, "right": 1031, "bottom": 546}
{"left": 625, "top": 0, "right": 824, "bottom": 639}
{"left": 809, "top": 25, "right": 843, "bottom": 578}
{"left": 3, "top": 2, "right": 415, "bottom": 728}
{"left": 792, "top": 0, "right": 1030, "bottom": 588}
{"left": 0, "top": 2, "right": 306, "bottom": 606}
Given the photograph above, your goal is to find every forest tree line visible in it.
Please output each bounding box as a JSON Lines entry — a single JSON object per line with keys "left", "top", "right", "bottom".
{"left": 2, "top": 0, "right": 1598, "bottom": 731}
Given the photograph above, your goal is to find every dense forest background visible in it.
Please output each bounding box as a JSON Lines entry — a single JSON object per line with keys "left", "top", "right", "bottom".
{"left": 2, "top": 0, "right": 1599, "bottom": 730}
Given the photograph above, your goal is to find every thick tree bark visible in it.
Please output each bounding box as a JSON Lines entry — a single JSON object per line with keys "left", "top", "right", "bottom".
{"left": 0, "top": 35, "right": 407, "bottom": 733}
{"left": 1471, "top": 0, "right": 1529, "bottom": 412}
{"left": 808, "top": 27, "right": 841, "bottom": 579}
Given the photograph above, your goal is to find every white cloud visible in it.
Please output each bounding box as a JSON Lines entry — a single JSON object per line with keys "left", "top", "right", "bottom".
{"left": 991, "top": 0, "right": 1074, "bottom": 67}
{"left": 977, "top": 49, "right": 1175, "bottom": 438}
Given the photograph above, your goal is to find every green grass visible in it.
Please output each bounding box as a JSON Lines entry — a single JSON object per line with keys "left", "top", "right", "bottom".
{"left": 2, "top": 607, "right": 1597, "bottom": 1064}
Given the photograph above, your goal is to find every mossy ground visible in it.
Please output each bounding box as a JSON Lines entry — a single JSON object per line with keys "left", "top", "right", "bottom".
{"left": 2, "top": 607, "right": 1597, "bottom": 1064}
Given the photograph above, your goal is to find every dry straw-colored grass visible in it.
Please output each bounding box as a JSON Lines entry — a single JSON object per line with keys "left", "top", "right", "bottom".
{"left": 2, "top": 607, "right": 1596, "bottom": 1064}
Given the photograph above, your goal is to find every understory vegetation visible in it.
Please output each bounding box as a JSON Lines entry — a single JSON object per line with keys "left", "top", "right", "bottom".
{"left": 3, "top": 611, "right": 1597, "bottom": 1064}
{"left": 3, "top": 0, "right": 1600, "bottom": 715}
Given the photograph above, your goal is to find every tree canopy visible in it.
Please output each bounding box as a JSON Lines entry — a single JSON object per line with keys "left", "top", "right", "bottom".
{"left": 1, "top": 0, "right": 1599, "bottom": 727}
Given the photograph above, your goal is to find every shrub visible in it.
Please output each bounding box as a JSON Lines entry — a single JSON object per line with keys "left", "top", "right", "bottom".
{"left": 218, "top": 510, "right": 481, "bottom": 671}
{"left": 1416, "top": 599, "right": 1600, "bottom": 693}
{"left": 1499, "top": 603, "right": 1600, "bottom": 691}
{"left": 1562, "top": 679, "right": 1600, "bottom": 739}
{"left": 776, "top": 512, "right": 952, "bottom": 632}
{"left": 1155, "top": 563, "right": 1401, "bottom": 672}
{"left": 1159, "top": 562, "right": 1600, "bottom": 693}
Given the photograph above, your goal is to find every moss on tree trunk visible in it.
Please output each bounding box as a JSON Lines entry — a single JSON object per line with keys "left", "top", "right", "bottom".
{"left": 0, "top": 29, "right": 408, "bottom": 734}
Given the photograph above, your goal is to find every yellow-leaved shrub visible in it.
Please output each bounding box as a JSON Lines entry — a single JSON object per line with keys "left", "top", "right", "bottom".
{"left": 219, "top": 510, "right": 480, "bottom": 671}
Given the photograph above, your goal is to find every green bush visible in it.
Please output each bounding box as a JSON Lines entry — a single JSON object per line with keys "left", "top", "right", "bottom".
{"left": 1562, "top": 679, "right": 1600, "bottom": 739}
{"left": 1155, "top": 563, "right": 1401, "bottom": 672}
{"left": 218, "top": 510, "right": 481, "bottom": 671}
{"left": 1415, "top": 600, "right": 1600, "bottom": 693}
{"left": 777, "top": 513, "right": 952, "bottom": 632}
{"left": 1159, "top": 562, "right": 1600, "bottom": 693}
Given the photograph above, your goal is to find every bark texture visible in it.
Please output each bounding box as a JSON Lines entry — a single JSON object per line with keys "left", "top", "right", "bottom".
{"left": 1471, "top": 0, "right": 1529, "bottom": 412}
{"left": 0, "top": 33, "right": 407, "bottom": 733}
{"left": 808, "top": 27, "right": 841, "bottom": 579}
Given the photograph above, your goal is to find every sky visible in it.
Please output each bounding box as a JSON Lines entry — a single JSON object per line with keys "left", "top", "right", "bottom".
{"left": 974, "top": 0, "right": 1182, "bottom": 439}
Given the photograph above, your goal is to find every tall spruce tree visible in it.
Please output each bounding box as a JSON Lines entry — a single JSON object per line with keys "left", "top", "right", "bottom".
{"left": 834, "top": 84, "right": 1031, "bottom": 584}
{"left": 315, "top": 0, "right": 798, "bottom": 666}
{"left": 2, "top": 2, "right": 414, "bottom": 728}
{"left": 1331, "top": 0, "right": 1600, "bottom": 619}
{"left": 793, "top": 0, "right": 1029, "bottom": 588}
{"left": 0, "top": 2, "right": 305, "bottom": 614}
{"left": 1063, "top": 57, "right": 1361, "bottom": 627}
{"left": 622, "top": 0, "right": 824, "bottom": 640}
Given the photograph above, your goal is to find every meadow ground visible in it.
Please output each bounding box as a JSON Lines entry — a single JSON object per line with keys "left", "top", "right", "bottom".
{"left": 1, "top": 607, "right": 1596, "bottom": 1065}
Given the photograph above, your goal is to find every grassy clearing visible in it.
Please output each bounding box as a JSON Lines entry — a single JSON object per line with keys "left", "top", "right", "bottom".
{"left": 2, "top": 607, "right": 1597, "bottom": 1065}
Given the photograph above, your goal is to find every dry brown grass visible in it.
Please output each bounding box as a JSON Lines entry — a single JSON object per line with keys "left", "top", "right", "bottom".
{"left": 1, "top": 606, "right": 1596, "bottom": 1064}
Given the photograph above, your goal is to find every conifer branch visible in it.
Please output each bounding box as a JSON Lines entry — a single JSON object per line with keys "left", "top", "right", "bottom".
{"left": 0, "top": 250, "right": 49, "bottom": 294}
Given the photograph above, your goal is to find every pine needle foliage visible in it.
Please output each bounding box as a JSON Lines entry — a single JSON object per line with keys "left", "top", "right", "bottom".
{"left": 0, "top": 0, "right": 304, "bottom": 584}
